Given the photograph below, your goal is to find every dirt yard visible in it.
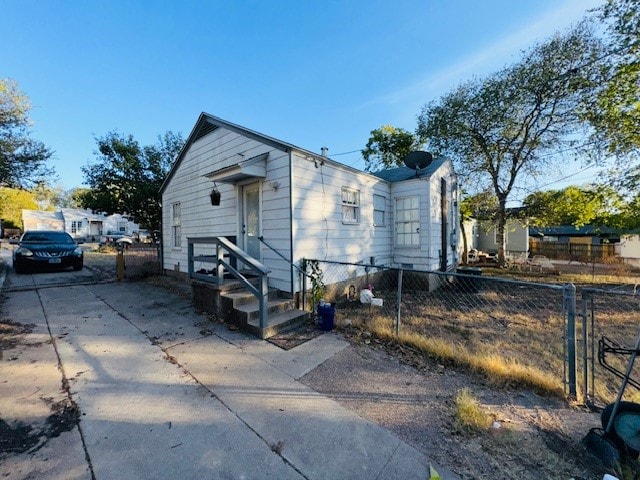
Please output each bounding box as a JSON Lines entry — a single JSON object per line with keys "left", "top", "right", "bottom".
{"left": 302, "top": 328, "right": 607, "bottom": 479}
{"left": 0, "top": 252, "right": 630, "bottom": 479}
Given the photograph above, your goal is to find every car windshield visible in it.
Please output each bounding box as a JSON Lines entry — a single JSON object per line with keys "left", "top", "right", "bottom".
{"left": 22, "top": 232, "right": 74, "bottom": 244}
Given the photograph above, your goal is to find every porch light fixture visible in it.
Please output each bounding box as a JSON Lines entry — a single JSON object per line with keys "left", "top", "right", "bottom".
{"left": 210, "top": 187, "right": 221, "bottom": 206}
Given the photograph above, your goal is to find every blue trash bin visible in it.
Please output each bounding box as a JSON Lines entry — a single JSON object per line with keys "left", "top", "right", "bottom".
{"left": 317, "top": 302, "right": 335, "bottom": 331}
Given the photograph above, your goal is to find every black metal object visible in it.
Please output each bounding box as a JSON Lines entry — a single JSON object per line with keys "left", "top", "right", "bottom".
{"left": 585, "top": 331, "right": 640, "bottom": 470}
{"left": 210, "top": 188, "right": 221, "bottom": 205}
{"left": 598, "top": 336, "right": 640, "bottom": 391}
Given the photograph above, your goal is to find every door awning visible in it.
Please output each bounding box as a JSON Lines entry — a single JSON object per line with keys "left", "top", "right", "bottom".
{"left": 204, "top": 152, "right": 268, "bottom": 184}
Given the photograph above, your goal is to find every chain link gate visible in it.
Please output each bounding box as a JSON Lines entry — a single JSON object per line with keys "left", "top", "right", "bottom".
{"left": 581, "top": 287, "right": 640, "bottom": 409}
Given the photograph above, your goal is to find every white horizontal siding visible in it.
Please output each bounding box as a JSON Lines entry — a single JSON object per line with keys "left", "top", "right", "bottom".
{"left": 259, "top": 150, "right": 292, "bottom": 292}
{"left": 162, "top": 127, "right": 292, "bottom": 291}
{"left": 163, "top": 123, "right": 458, "bottom": 292}
{"left": 291, "top": 153, "right": 392, "bottom": 269}
{"left": 389, "top": 160, "right": 457, "bottom": 271}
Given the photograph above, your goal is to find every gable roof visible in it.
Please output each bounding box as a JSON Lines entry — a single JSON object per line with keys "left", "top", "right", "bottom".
{"left": 161, "top": 112, "right": 325, "bottom": 195}
{"left": 371, "top": 157, "right": 449, "bottom": 182}
{"left": 160, "top": 112, "right": 456, "bottom": 195}
{"left": 60, "top": 208, "right": 104, "bottom": 221}
{"left": 22, "top": 210, "right": 64, "bottom": 222}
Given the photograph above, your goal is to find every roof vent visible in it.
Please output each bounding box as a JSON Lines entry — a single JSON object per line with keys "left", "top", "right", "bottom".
{"left": 321, "top": 147, "right": 328, "bottom": 157}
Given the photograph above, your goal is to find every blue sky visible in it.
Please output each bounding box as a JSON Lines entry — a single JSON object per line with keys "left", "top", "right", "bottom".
{"left": 2, "top": 0, "right": 603, "bottom": 197}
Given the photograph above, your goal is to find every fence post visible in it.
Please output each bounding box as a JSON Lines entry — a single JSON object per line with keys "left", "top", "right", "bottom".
{"left": 564, "top": 283, "right": 577, "bottom": 399}
{"left": 116, "top": 245, "right": 125, "bottom": 281}
{"left": 395, "top": 269, "right": 403, "bottom": 336}
{"left": 302, "top": 258, "right": 307, "bottom": 312}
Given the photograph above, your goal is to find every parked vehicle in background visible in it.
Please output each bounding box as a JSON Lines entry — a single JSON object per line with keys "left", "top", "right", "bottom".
{"left": 99, "top": 231, "right": 133, "bottom": 246}
{"left": 13, "top": 230, "right": 84, "bottom": 274}
{"left": 132, "top": 229, "right": 152, "bottom": 243}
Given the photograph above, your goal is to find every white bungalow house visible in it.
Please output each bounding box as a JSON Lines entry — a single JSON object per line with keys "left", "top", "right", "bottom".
{"left": 21, "top": 209, "right": 139, "bottom": 242}
{"left": 159, "top": 113, "right": 459, "bottom": 338}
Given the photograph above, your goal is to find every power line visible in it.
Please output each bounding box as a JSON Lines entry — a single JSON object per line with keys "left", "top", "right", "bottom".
{"left": 330, "top": 149, "right": 361, "bottom": 156}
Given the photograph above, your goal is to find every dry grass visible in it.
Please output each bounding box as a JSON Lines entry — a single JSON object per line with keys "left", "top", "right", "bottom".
{"left": 333, "top": 263, "right": 640, "bottom": 403}
{"left": 365, "top": 316, "right": 562, "bottom": 395}
{"left": 453, "top": 388, "right": 492, "bottom": 433}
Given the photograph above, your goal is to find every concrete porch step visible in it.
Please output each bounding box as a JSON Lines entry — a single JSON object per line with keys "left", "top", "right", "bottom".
{"left": 246, "top": 308, "right": 311, "bottom": 339}
{"left": 220, "top": 288, "right": 286, "bottom": 308}
{"left": 192, "top": 278, "right": 308, "bottom": 339}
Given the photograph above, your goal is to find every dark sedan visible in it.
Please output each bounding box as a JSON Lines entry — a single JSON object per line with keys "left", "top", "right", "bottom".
{"left": 13, "top": 230, "right": 84, "bottom": 274}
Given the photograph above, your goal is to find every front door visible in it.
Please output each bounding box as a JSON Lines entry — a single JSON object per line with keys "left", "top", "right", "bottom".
{"left": 242, "top": 183, "right": 261, "bottom": 260}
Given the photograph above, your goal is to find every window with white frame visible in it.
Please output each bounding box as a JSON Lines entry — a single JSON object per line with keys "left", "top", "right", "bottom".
{"left": 341, "top": 188, "right": 360, "bottom": 224}
{"left": 71, "top": 220, "right": 82, "bottom": 234}
{"left": 373, "top": 194, "right": 386, "bottom": 226}
{"left": 118, "top": 221, "right": 127, "bottom": 233}
{"left": 172, "top": 202, "right": 181, "bottom": 248}
{"left": 395, "top": 196, "right": 420, "bottom": 247}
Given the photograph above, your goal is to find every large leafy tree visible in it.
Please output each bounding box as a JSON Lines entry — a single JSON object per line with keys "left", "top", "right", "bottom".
{"left": 0, "top": 187, "right": 38, "bottom": 228}
{"left": 63, "top": 187, "right": 92, "bottom": 208}
{"left": 583, "top": 0, "right": 640, "bottom": 190}
{"left": 32, "top": 181, "right": 66, "bottom": 210}
{"left": 0, "top": 79, "right": 54, "bottom": 188}
{"left": 80, "top": 131, "right": 184, "bottom": 231}
{"left": 417, "top": 24, "right": 604, "bottom": 265}
{"left": 361, "top": 125, "right": 421, "bottom": 172}
{"left": 585, "top": 0, "right": 639, "bottom": 156}
{"left": 523, "top": 185, "right": 623, "bottom": 227}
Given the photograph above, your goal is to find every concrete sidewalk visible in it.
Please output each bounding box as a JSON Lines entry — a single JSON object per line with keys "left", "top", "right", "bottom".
{"left": 2, "top": 280, "right": 454, "bottom": 479}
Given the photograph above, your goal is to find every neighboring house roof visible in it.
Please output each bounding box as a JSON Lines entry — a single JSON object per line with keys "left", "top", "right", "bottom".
{"left": 60, "top": 208, "right": 104, "bottom": 222}
{"left": 371, "top": 157, "right": 448, "bottom": 182}
{"left": 22, "top": 210, "right": 64, "bottom": 223}
{"left": 529, "top": 225, "right": 623, "bottom": 237}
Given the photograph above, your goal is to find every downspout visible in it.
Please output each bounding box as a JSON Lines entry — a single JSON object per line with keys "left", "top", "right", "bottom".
{"left": 159, "top": 198, "right": 164, "bottom": 275}
{"left": 289, "top": 151, "right": 295, "bottom": 297}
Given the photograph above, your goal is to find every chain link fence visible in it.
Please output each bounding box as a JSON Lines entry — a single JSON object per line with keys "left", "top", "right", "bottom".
{"left": 580, "top": 286, "right": 640, "bottom": 409}
{"left": 303, "top": 258, "right": 578, "bottom": 396}
{"left": 121, "top": 243, "right": 161, "bottom": 279}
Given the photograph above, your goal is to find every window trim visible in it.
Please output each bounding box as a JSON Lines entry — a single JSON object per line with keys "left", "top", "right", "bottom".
{"left": 71, "top": 220, "right": 82, "bottom": 234}
{"left": 341, "top": 187, "right": 360, "bottom": 225}
{"left": 373, "top": 194, "right": 386, "bottom": 227}
{"left": 172, "top": 202, "right": 182, "bottom": 249}
{"left": 394, "top": 195, "right": 420, "bottom": 248}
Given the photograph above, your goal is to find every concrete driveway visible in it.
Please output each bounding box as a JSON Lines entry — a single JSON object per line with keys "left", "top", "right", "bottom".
{"left": 0, "top": 249, "right": 453, "bottom": 479}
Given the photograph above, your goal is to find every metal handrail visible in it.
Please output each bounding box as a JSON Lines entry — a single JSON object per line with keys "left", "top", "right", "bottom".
{"left": 258, "top": 236, "right": 308, "bottom": 278}
{"left": 258, "top": 235, "right": 309, "bottom": 310}
{"left": 187, "top": 236, "right": 270, "bottom": 329}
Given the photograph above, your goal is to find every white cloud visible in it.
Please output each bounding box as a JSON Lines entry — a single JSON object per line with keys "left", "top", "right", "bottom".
{"left": 364, "top": 0, "right": 604, "bottom": 111}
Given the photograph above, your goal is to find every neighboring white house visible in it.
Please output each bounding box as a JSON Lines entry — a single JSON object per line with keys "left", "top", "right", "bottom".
{"left": 21, "top": 210, "right": 65, "bottom": 232}
{"left": 21, "top": 209, "right": 139, "bottom": 241}
{"left": 464, "top": 218, "right": 529, "bottom": 257}
{"left": 619, "top": 234, "right": 640, "bottom": 268}
{"left": 60, "top": 208, "right": 105, "bottom": 240}
{"left": 101, "top": 213, "right": 139, "bottom": 237}
{"left": 159, "top": 113, "right": 460, "bottom": 296}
